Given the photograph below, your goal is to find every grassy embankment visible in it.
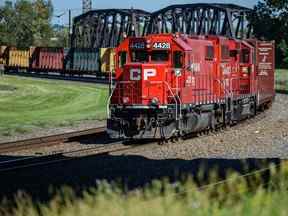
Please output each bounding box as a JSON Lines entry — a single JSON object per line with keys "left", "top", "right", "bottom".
{"left": 0, "top": 76, "right": 108, "bottom": 136}
{"left": 7, "top": 161, "right": 288, "bottom": 216}
{"left": 275, "top": 69, "right": 288, "bottom": 91}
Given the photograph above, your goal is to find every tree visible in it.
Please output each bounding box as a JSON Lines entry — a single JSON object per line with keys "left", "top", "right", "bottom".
{"left": 0, "top": 0, "right": 54, "bottom": 47}
{"left": 50, "top": 25, "right": 69, "bottom": 47}
{"left": 14, "top": 0, "right": 35, "bottom": 48}
{"left": 32, "top": 0, "right": 54, "bottom": 46}
{"left": 252, "top": 0, "right": 288, "bottom": 67}
{"left": 0, "top": 1, "right": 17, "bottom": 46}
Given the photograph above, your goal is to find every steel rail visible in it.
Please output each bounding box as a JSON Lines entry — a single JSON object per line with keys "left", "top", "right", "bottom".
{"left": 5, "top": 71, "right": 112, "bottom": 85}
{"left": 0, "top": 127, "right": 106, "bottom": 154}
{"left": 0, "top": 141, "right": 136, "bottom": 172}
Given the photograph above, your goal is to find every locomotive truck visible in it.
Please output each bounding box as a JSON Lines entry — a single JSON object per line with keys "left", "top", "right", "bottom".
{"left": 107, "top": 34, "right": 275, "bottom": 139}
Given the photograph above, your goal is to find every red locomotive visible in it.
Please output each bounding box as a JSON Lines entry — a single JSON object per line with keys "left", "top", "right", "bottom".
{"left": 107, "top": 34, "right": 275, "bottom": 139}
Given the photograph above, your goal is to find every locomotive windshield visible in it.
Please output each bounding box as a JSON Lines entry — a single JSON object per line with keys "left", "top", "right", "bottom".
{"left": 132, "top": 50, "right": 149, "bottom": 62}
{"left": 131, "top": 50, "right": 169, "bottom": 63}
{"left": 151, "top": 50, "right": 169, "bottom": 62}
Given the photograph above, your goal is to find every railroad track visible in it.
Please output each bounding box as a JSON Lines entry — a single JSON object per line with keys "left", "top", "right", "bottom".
{"left": 6, "top": 71, "right": 111, "bottom": 85}
{"left": 0, "top": 127, "right": 106, "bottom": 154}
{"left": 0, "top": 108, "right": 271, "bottom": 173}
{"left": 0, "top": 131, "right": 159, "bottom": 172}
{"left": 0, "top": 141, "right": 133, "bottom": 172}
{"left": 0, "top": 126, "right": 152, "bottom": 172}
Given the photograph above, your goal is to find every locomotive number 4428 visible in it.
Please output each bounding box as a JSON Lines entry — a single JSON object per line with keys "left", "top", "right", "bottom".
{"left": 153, "top": 42, "right": 171, "bottom": 49}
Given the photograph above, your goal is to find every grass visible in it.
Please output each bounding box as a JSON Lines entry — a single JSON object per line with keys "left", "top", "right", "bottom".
{"left": 6, "top": 161, "right": 288, "bottom": 216}
{"left": 275, "top": 69, "right": 288, "bottom": 91}
{"left": 0, "top": 75, "right": 108, "bottom": 137}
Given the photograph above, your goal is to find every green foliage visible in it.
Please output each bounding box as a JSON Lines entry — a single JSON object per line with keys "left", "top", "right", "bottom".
{"left": 6, "top": 162, "right": 288, "bottom": 216}
{"left": 0, "top": 1, "right": 17, "bottom": 46}
{"left": 0, "top": 75, "right": 108, "bottom": 137}
{"left": 252, "top": 0, "right": 288, "bottom": 67}
{"left": 51, "top": 25, "right": 69, "bottom": 47}
{"left": 0, "top": 0, "right": 54, "bottom": 47}
{"left": 279, "top": 40, "right": 288, "bottom": 65}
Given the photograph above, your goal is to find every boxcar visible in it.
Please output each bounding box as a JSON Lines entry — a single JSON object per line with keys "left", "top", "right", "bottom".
{"left": 30, "top": 47, "right": 64, "bottom": 72}
{"left": 65, "top": 48, "right": 100, "bottom": 75}
{"left": 7, "top": 48, "right": 30, "bottom": 70}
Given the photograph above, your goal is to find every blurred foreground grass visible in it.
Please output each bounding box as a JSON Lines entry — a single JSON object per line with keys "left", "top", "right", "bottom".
{"left": 7, "top": 161, "right": 288, "bottom": 216}
{"left": 0, "top": 76, "right": 108, "bottom": 137}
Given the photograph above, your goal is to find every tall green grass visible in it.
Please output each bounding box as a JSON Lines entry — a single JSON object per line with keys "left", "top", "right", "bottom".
{"left": 7, "top": 162, "right": 288, "bottom": 216}
{"left": 0, "top": 76, "right": 108, "bottom": 136}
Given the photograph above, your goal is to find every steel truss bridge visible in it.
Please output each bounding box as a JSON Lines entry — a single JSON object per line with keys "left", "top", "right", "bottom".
{"left": 71, "top": 4, "right": 254, "bottom": 48}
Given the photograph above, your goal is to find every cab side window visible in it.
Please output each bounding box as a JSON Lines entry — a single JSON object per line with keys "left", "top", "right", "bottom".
{"left": 221, "top": 45, "right": 230, "bottom": 61}
{"left": 240, "top": 49, "right": 250, "bottom": 63}
{"left": 173, "top": 51, "right": 183, "bottom": 68}
{"left": 118, "top": 51, "right": 127, "bottom": 68}
{"left": 205, "top": 46, "right": 214, "bottom": 61}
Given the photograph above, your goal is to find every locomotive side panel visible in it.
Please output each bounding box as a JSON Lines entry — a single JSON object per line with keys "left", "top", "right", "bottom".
{"left": 180, "top": 39, "right": 217, "bottom": 105}
{"left": 255, "top": 41, "right": 275, "bottom": 105}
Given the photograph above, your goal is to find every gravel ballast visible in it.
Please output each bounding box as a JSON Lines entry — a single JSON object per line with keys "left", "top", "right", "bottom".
{"left": 118, "top": 94, "right": 288, "bottom": 159}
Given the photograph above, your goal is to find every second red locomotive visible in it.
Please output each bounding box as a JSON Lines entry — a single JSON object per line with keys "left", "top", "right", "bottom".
{"left": 107, "top": 34, "right": 275, "bottom": 139}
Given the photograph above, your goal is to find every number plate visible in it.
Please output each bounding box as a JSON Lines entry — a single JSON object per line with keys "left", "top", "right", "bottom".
{"left": 130, "top": 42, "right": 145, "bottom": 49}
{"left": 153, "top": 42, "right": 171, "bottom": 49}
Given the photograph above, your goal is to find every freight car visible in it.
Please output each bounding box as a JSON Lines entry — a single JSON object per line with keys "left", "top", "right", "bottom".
{"left": 30, "top": 47, "right": 64, "bottom": 72}
{"left": 64, "top": 48, "right": 99, "bottom": 75}
{"left": 107, "top": 34, "right": 275, "bottom": 139}
{"left": 1, "top": 46, "right": 115, "bottom": 78}
{"left": 0, "top": 46, "right": 6, "bottom": 73}
{"left": 6, "top": 48, "right": 30, "bottom": 70}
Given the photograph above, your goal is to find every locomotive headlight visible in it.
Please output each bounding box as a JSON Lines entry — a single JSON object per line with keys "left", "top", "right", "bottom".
{"left": 146, "top": 40, "right": 151, "bottom": 48}
{"left": 150, "top": 97, "right": 159, "bottom": 106}
{"left": 242, "top": 67, "right": 248, "bottom": 73}
{"left": 123, "top": 97, "right": 130, "bottom": 104}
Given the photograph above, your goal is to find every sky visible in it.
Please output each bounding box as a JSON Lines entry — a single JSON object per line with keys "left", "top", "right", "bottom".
{"left": 53, "top": 0, "right": 259, "bottom": 25}
{"left": 1, "top": 0, "right": 260, "bottom": 25}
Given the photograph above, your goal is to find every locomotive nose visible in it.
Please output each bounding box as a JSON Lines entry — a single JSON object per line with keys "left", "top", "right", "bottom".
{"left": 120, "top": 63, "right": 166, "bottom": 106}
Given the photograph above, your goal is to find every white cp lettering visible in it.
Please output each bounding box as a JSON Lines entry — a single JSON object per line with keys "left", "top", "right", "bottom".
{"left": 143, "top": 69, "right": 156, "bottom": 80}
{"left": 130, "top": 69, "right": 157, "bottom": 81}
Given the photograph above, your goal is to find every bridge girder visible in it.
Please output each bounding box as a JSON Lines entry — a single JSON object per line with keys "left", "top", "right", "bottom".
{"left": 71, "top": 9, "right": 151, "bottom": 48}
{"left": 71, "top": 4, "right": 254, "bottom": 48}
{"left": 148, "top": 4, "right": 253, "bottom": 39}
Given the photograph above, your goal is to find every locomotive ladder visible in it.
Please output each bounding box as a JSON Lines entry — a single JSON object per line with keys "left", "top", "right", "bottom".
{"left": 162, "top": 81, "right": 182, "bottom": 121}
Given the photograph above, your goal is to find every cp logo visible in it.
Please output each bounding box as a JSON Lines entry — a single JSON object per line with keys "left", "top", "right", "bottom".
{"left": 130, "top": 69, "right": 156, "bottom": 81}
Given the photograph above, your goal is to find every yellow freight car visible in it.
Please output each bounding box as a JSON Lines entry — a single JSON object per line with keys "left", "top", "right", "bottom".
{"left": 0, "top": 46, "right": 7, "bottom": 56}
{"left": 0, "top": 46, "right": 7, "bottom": 66}
{"left": 100, "top": 48, "right": 115, "bottom": 73}
{"left": 8, "top": 49, "right": 30, "bottom": 68}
